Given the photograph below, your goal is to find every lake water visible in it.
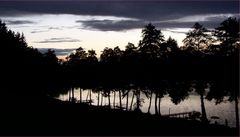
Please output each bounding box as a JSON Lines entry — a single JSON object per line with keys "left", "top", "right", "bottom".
{"left": 58, "top": 88, "right": 239, "bottom": 128}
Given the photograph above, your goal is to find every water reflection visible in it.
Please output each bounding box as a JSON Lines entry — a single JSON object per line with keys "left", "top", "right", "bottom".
{"left": 58, "top": 87, "right": 238, "bottom": 128}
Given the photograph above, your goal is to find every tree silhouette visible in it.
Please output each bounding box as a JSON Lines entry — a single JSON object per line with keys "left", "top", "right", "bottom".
{"left": 194, "top": 80, "right": 209, "bottom": 123}
{"left": 130, "top": 90, "right": 135, "bottom": 111}
{"left": 0, "top": 19, "right": 61, "bottom": 96}
{"left": 100, "top": 47, "right": 114, "bottom": 63}
{"left": 168, "top": 81, "right": 190, "bottom": 105}
{"left": 147, "top": 89, "right": 153, "bottom": 114}
{"left": 159, "top": 37, "right": 179, "bottom": 59}
{"left": 122, "top": 86, "right": 132, "bottom": 111}
{"left": 212, "top": 17, "right": 239, "bottom": 129}
{"left": 43, "top": 49, "right": 59, "bottom": 68}
{"left": 138, "top": 23, "right": 164, "bottom": 60}
{"left": 113, "top": 46, "right": 123, "bottom": 63}
{"left": 122, "top": 42, "right": 138, "bottom": 64}
{"left": 79, "top": 88, "right": 82, "bottom": 103}
{"left": 213, "top": 17, "right": 240, "bottom": 56}
{"left": 153, "top": 81, "right": 167, "bottom": 116}
{"left": 183, "top": 22, "right": 212, "bottom": 53}
{"left": 67, "top": 47, "right": 87, "bottom": 65}
{"left": 87, "top": 49, "right": 98, "bottom": 64}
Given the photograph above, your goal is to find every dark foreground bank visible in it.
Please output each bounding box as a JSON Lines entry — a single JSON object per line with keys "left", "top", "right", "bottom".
{"left": 0, "top": 94, "right": 238, "bottom": 136}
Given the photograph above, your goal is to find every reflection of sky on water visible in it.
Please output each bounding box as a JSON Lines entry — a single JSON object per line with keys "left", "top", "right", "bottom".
{"left": 58, "top": 88, "right": 239, "bottom": 128}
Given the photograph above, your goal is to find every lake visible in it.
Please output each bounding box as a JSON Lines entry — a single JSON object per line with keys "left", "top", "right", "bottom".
{"left": 58, "top": 87, "right": 239, "bottom": 128}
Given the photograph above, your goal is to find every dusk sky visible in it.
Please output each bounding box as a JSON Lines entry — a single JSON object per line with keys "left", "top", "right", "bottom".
{"left": 0, "top": 0, "right": 239, "bottom": 57}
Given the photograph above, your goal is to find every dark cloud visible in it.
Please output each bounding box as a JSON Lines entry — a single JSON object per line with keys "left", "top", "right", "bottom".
{"left": 0, "top": 1, "right": 238, "bottom": 21}
{"left": 31, "top": 27, "right": 62, "bottom": 33}
{"left": 77, "top": 13, "right": 239, "bottom": 31}
{"left": 5, "top": 20, "right": 35, "bottom": 25}
{"left": 164, "top": 29, "right": 187, "bottom": 34}
{"left": 0, "top": 1, "right": 238, "bottom": 32}
{"left": 48, "top": 27, "right": 62, "bottom": 30}
{"left": 35, "top": 37, "right": 81, "bottom": 43}
{"left": 31, "top": 30, "right": 49, "bottom": 33}
{"left": 78, "top": 19, "right": 192, "bottom": 31}
{"left": 38, "top": 48, "right": 76, "bottom": 56}
{"left": 78, "top": 19, "right": 144, "bottom": 31}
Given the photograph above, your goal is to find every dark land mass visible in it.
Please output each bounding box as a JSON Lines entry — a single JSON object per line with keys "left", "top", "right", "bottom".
{"left": 0, "top": 94, "right": 237, "bottom": 136}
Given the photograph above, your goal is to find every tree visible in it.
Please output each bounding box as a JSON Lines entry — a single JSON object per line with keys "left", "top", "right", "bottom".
{"left": 213, "top": 17, "right": 239, "bottom": 129}
{"left": 194, "top": 80, "right": 209, "bottom": 123}
{"left": 123, "top": 42, "right": 138, "bottom": 63}
{"left": 0, "top": 20, "right": 7, "bottom": 34}
{"left": 183, "top": 22, "right": 212, "bottom": 53}
{"left": 125, "top": 42, "right": 137, "bottom": 52}
{"left": 0, "top": 19, "right": 63, "bottom": 96}
{"left": 212, "top": 17, "right": 240, "bottom": 56}
{"left": 67, "top": 47, "right": 87, "bottom": 65}
{"left": 113, "top": 46, "right": 123, "bottom": 63}
{"left": 43, "top": 49, "right": 59, "bottom": 67}
{"left": 159, "top": 37, "right": 179, "bottom": 59}
{"left": 147, "top": 92, "right": 153, "bottom": 114}
{"left": 168, "top": 80, "right": 190, "bottom": 105}
{"left": 138, "top": 23, "right": 164, "bottom": 59}
{"left": 100, "top": 47, "right": 114, "bottom": 63}
{"left": 86, "top": 49, "right": 98, "bottom": 64}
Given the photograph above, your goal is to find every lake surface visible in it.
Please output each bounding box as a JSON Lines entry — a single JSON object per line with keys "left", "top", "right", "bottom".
{"left": 58, "top": 88, "right": 239, "bottom": 128}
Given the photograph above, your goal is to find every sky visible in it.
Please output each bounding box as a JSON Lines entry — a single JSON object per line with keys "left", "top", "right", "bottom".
{"left": 0, "top": 0, "right": 239, "bottom": 58}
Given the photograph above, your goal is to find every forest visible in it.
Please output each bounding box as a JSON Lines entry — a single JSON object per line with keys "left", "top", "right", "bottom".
{"left": 0, "top": 17, "right": 239, "bottom": 136}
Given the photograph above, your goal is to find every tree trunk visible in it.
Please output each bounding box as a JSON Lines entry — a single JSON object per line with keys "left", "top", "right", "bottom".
{"left": 235, "top": 92, "right": 239, "bottom": 129}
{"left": 72, "top": 87, "right": 74, "bottom": 102}
{"left": 126, "top": 90, "right": 129, "bottom": 111}
{"left": 158, "top": 97, "right": 161, "bottom": 116}
{"left": 79, "top": 88, "right": 82, "bottom": 103}
{"left": 136, "top": 89, "right": 140, "bottom": 110}
{"left": 119, "top": 90, "right": 122, "bottom": 109}
{"left": 101, "top": 92, "right": 103, "bottom": 106}
{"left": 155, "top": 92, "right": 158, "bottom": 115}
{"left": 97, "top": 91, "right": 100, "bottom": 106}
{"left": 130, "top": 91, "right": 135, "bottom": 111}
{"left": 68, "top": 89, "right": 71, "bottom": 102}
{"left": 113, "top": 91, "right": 116, "bottom": 109}
{"left": 108, "top": 92, "right": 111, "bottom": 108}
{"left": 86, "top": 90, "right": 89, "bottom": 101}
{"left": 200, "top": 92, "right": 208, "bottom": 123}
{"left": 148, "top": 90, "right": 153, "bottom": 113}
{"left": 89, "top": 89, "right": 92, "bottom": 105}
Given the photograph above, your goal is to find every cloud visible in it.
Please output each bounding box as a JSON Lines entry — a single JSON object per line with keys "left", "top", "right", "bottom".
{"left": 35, "top": 37, "right": 81, "bottom": 43}
{"left": 48, "top": 27, "right": 62, "bottom": 30}
{"left": 38, "top": 48, "right": 76, "bottom": 56}
{"left": 77, "top": 13, "right": 239, "bottom": 31}
{"left": 31, "top": 27, "right": 63, "bottom": 33}
{"left": 162, "top": 13, "right": 240, "bottom": 23}
{"left": 0, "top": 1, "right": 238, "bottom": 32}
{"left": 31, "top": 30, "right": 49, "bottom": 33}
{"left": 164, "top": 28, "right": 190, "bottom": 34}
{"left": 78, "top": 19, "right": 144, "bottom": 31}
{"left": 0, "top": 1, "right": 238, "bottom": 21}
{"left": 5, "top": 20, "right": 35, "bottom": 25}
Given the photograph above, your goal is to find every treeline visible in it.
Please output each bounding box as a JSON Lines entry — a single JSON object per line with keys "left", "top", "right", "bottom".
{"left": 0, "top": 17, "right": 239, "bottom": 97}
{"left": 62, "top": 18, "right": 238, "bottom": 91}
{"left": 60, "top": 18, "right": 239, "bottom": 125}
{"left": 0, "top": 20, "right": 61, "bottom": 96}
